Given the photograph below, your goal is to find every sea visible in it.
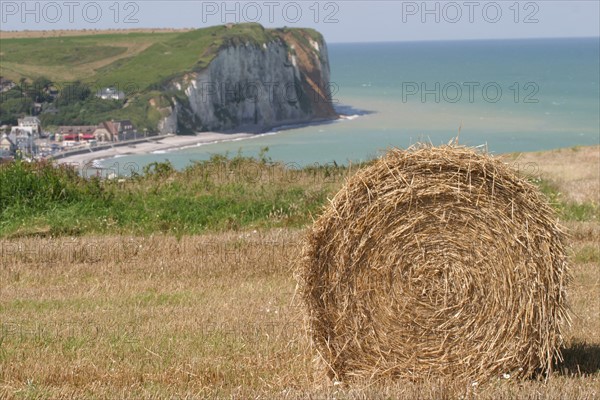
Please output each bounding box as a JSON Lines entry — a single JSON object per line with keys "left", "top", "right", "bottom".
{"left": 97, "top": 37, "right": 600, "bottom": 172}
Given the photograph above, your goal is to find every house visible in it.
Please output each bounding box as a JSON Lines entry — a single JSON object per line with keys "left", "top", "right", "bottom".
{"left": 93, "top": 127, "right": 113, "bottom": 142}
{"left": 17, "top": 116, "right": 41, "bottom": 136}
{"left": 100, "top": 120, "right": 119, "bottom": 140}
{"left": 0, "top": 133, "right": 16, "bottom": 157}
{"left": 119, "top": 120, "right": 135, "bottom": 135}
{"left": 96, "top": 87, "right": 125, "bottom": 101}
{"left": 0, "top": 77, "right": 16, "bottom": 93}
{"left": 116, "top": 119, "right": 135, "bottom": 140}
{"left": 10, "top": 126, "right": 34, "bottom": 136}
{"left": 56, "top": 120, "right": 136, "bottom": 143}
{"left": 57, "top": 125, "right": 97, "bottom": 138}
{"left": 62, "top": 133, "right": 96, "bottom": 146}
{"left": 95, "top": 120, "right": 135, "bottom": 141}
{"left": 8, "top": 128, "right": 36, "bottom": 155}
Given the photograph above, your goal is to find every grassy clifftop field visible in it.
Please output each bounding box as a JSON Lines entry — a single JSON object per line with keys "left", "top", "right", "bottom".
{"left": 0, "top": 146, "right": 598, "bottom": 398}
{"left": 0, "top": 23, "right": 324, "bottom": 91}
{"left": 1, "top": 23, "right": 329, "bottom": 133}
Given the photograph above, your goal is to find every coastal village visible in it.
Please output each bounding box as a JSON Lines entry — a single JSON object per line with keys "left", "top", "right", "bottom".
{"left": 0, "top": 76, "right": 151, "bottom": 161}
{"left": 0, "top": 115, "right": 140, "bottom": 160}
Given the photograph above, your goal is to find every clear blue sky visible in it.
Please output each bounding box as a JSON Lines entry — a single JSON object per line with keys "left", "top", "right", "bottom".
{"left": 1, "top": 1, "right": 598, "bottom": 43}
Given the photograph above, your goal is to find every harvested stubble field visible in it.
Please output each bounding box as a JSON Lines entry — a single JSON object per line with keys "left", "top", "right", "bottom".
{"left": 0, "top": 146, "right": 598, "bottom": 399}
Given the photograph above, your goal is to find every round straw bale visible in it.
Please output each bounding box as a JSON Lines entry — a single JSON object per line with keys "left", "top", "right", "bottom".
{"left": 300, "top": 144, "right": 570, "bottom": 384}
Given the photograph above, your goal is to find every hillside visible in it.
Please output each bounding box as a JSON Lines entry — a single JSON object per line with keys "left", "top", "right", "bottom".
{"left": 0, "top": 24, "right": 322, "bottom": 90}
{"left": 1, "top": 30, "right": 178, "bottom": 85}
{"left": 0, "top": 23, "right": 336, "bottom": 133}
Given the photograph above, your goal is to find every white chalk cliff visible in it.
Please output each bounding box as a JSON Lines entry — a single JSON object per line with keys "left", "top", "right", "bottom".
{"left": 159, "top": 27, "right": 337, "bottom": 133}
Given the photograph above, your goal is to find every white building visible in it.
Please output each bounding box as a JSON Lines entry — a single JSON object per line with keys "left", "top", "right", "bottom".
{"left": 96, "top": 87, "right": 125, "bottom": 101}
{"left": 17, "top": 116, "right": 41, "bottom": 136}
{"left": 10, "top": 126, "right": 34, "bottom": 136}
{"left": 0, "top": 133, "right": 16, "bottom": 157}
{"left": 9, "top": 127, "right": 36, "bottom": 155}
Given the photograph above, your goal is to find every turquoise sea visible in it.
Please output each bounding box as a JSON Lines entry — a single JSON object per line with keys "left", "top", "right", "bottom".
{"left": 98, "top": 37, "right": 600, "bottom": 171}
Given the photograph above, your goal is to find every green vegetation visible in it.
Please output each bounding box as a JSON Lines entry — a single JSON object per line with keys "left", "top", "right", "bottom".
{"left": 0, "top": 32, "right": 181, "bottom": 83}
{"left": 0, "top": 87, "right": 33, "bottom": 125}
{"left": 0, "top": 147, "right": 596, "bottom": 399}
{"left": 60, "top": 89, "right": 170, "bottom": 133}
{"left": 90, "top": 24, "right": 314, "bottom": 91}
{"left": 0, "top": 23, "right": 324, "bottom": 131}
{"left": 97, "top": 91, "right": 167, "bottom": 133}
{"left": 534, "top": 178, "right": 599, "bottom": 222}
{"left": 1, "top": 41, "right": 126, "bottom": 66}
{"left": 0, "top": 80, "right": 176, "bottom": 133}
{"left": 39, "top": 81, "right": 123, "bottom": 126}
{"left": 1, "top": 157, "right": 595, "bottom": 238}
{"left": 0, "top": 154, "right": 348, "bottom": 238}
{"left": 0, "top": 24, "right": 309, "bottom": 91}
{"left": 91, "top": 26, "right": 225, "bottom": 91}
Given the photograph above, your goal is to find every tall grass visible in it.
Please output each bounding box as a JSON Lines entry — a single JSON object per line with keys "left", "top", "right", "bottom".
{"left": 0, "top": 155, "right": 350, "bottom": 238}
{"left": 1, "top": 157, "right": 593, "bottom": 238}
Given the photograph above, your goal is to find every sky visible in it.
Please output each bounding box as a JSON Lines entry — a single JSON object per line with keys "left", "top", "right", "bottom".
{"left": 0, "top": 1, "right": 599, "bottom": 43}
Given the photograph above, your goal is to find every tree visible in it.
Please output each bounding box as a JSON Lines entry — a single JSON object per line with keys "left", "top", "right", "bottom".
{"left": 0, "top": 88, "right": 33, "bottom": 125}
{"left": 56, "top": 81, "right": 92, "bottom": 106}
{"left": 29, "top": 76, "right": 53, "bottom": 103}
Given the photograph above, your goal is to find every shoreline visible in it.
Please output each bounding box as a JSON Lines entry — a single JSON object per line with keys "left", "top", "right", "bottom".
{"left": 56, "top": 115, "right": 347, "bottom": 167}
{"left": 55, "top": 132, "right": 255, "bottom": 167}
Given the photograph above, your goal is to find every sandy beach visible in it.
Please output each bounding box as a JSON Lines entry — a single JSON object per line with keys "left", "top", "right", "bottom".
{"left": 55, "top": 132, "right": 255, "bottom": 167}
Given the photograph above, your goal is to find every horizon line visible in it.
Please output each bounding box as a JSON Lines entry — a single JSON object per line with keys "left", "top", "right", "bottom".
{"left": 328, "top": 35, "right": 599, "bottom": 44}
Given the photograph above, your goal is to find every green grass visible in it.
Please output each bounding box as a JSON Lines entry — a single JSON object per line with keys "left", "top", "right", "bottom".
{"left": 0, "top": 155, "right": 346, "bottom": 238}
{"left": 0, "top": 32, "right": 181, "bottom": 82}
{"left": 1, "top": 24, "right": 326, "bottom": 132}
{"left": 93, "top": 24, "right": 308, "bottom": 90}
{"left": 92, "top": 26, "right": 226, "bottom": 91}
{"left": 2, "top": 160, "right": 595, "bottom": 239}
{"left": 0, "top": 24, "right": 309, "bottom": 92}
{"left": 534, "top": 178, "right": 599, "bottom": 222}
{"left": 1, "top": 39, "right": 127, "bottom": 66}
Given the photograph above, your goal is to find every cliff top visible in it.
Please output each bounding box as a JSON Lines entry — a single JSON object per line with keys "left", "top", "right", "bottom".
{"left": 0, "top": 23, "right": 325, "bottom": 91}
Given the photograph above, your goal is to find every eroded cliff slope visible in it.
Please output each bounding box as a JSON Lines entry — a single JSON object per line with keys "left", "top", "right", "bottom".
{"left": 161, "top": 25, "right": 337, "bottom": 133}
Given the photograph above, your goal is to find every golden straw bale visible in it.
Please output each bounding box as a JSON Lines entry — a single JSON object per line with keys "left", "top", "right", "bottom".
{"left": 300, "top": 144, "right": 570, "bottom": 384}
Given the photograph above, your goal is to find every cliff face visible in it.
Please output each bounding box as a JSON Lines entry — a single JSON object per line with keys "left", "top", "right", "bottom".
{"left": 160, "top": 27, "right": 337, "bottom": 133}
